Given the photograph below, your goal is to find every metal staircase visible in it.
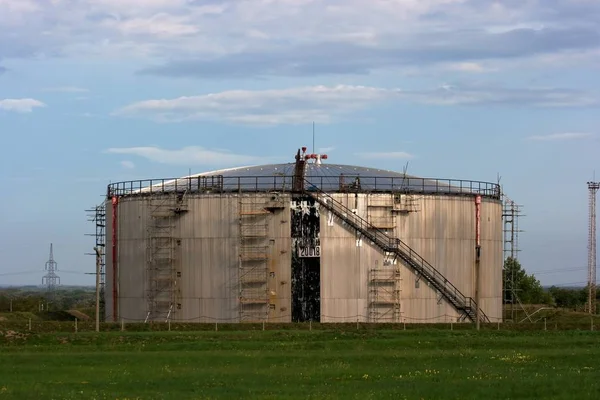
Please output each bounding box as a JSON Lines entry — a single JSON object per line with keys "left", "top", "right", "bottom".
{"left": 304, "top": 183, "right": 489, "bottom": 323}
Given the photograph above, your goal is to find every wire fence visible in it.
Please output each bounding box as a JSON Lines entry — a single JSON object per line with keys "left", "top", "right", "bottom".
{"left": 2, "top": 313, "right": 598, "bottom": 334}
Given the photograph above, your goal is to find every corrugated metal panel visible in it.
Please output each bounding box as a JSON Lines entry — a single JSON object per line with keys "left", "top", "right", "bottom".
{"left": 319, "top": 193, "right": 503, "bottom": 323}
{"left": 106, "top": 189, "right": 502, "bottom": 324}
{"left": 106, "top": 193, "right": 293, "bottom": 323}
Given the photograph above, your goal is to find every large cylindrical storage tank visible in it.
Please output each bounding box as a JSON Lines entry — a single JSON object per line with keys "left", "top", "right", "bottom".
{"left": 104, "top": 152, "right": 503, "bottom": 324}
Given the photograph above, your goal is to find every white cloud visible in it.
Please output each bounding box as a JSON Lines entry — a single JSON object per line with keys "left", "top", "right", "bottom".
{"left": 444, "top": 62, "right": 490, "bottom": 73}
{"left": 0, "top": 98, "right": 46, "bottom": 113}
{"left": 106, "top": 146, "right": 263, "bottom": 166}
{"left": 102, "top": 13, "right": 200, "bottom": 37}
{"left": 526, "top": 132, "right": 595, "bottom": 141}
{"left": 113, "top": 85, "right": 394, "bottom": 125}
{"left": 42, "top": 86, "right": 89, "bottom": 93}
{"left": 120, "top": 160, "right": 135, "bottom": 169}
{"left": 317, "top": 146, "right": 335, "bottom": 153}
{"left": 356, "top": 151, "right": 415, "bottom": 160}
{"left": 0, "top": 0, "right": 598, "bottom": 77}
{"left": 113, "top": 84, "right": 598, "bottom": 126}
{"left": 0, "top": 0, "right": 39, "bottom": 14}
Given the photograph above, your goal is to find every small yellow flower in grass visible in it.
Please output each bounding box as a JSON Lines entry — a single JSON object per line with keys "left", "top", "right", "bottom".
{"left": 362, "top": 374, "right": 369, "bottom": 380}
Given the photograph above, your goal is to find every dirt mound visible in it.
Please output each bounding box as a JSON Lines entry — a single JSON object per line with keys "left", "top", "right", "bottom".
{"left": 0, "top": 330, "right": 28, "bottom": 341}
{"left": 66, "top": 310, "right": 91, "bottom": 321}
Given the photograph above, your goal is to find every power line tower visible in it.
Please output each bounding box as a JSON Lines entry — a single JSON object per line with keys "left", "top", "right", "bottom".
{"left": 42, "top": 243, "right": 60, "bottom": 293}
{"left": 587, "top": 181, "right": 600, "bottom": 314}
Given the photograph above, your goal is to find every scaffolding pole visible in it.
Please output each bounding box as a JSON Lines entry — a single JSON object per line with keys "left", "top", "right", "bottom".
{"left": 502, "top": 194, "right": 524, "bottom": 322}
{"left": 145, "top": 193, "right": 187, "bottom": 322}
{"left": 368, "top": 260, "right": 402, "bottom": 323}
{"left": 238, "top": 194, "right": 272, "bottom": 322}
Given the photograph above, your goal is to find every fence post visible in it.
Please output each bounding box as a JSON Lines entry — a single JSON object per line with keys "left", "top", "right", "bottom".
{"left": 121, "top": 318, "right": 125, "bottom": 331}
{"left": 75, "top": 318, "right": 78, "bottom": 333}
{"left": 28, "top": 318, "right": 31, "bottom": 331}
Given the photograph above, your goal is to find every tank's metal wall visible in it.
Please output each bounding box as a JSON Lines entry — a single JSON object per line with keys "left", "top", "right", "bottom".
{"left": 105, "top": 193, "right": 292, "bottom": 323}
{"left": 320, "top": 193, "right": 503, "bottom": 323}
{"left": 105, "top": 197, "right": 148, "bottom": 322}
{"left": 266, "top": 196, "right": 293, "bottom": 322}
{"left": 106, "top": 190, "right": 501, "bottom": 324}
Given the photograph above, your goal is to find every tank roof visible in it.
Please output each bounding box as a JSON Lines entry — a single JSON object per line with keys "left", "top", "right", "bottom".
{"left": 108, "top": 162, "right": 501, "bottom": 199}
{"left": 194, "top": 163, "right": 413, "bottom": 180}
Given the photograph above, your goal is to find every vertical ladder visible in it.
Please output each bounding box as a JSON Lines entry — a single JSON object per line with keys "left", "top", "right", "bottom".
{"left": 368, "top": 265, "right": 402, "bottom": 322}
{"left": 238, "top": 195, "right": 270, "bottom": 322}
{"left": 146, "top": 193, "right": 187, "bottom": 322}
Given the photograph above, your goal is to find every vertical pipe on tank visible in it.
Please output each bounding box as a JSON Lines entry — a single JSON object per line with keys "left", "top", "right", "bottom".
{"left": 475, "top": 195, "right": 482, "bottom": 330}
{"left": 111, "top": 196, "right": 119, "bottom": 322}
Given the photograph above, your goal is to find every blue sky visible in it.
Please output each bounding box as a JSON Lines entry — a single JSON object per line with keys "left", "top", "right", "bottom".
{"left": 0, "top": 0, "right": 599, "bottom": 287}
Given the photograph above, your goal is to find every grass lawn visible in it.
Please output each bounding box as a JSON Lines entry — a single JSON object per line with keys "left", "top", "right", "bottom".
{"left": 1, "top": 329, "right": 599, "bottom": 399}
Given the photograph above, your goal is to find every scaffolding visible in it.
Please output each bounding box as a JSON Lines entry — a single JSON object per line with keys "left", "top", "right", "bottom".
{"left": 502, "top": 195, "right": 524, "bottom": 321}
{"left": 86, "top": 204, "right": 106, "bottom": 287}
{"left": 145, "top": 193, "right": 188, "bottom": 322}
{"left": 368, "top": 262, "right": 402, "bottom": 322}
{"left": 366, "top": 193, "right": 420, "bottom": 230}
{"left": 86, "top": 204, "right": 106, "bottom": 318}
{"left": 367, "top": 195, "right": 396, "bottom": 229}
{"left": 238, "top": 195, "right": 277, "bottom": 322}
{"left": 392, "top": 193, "right": 420, "bottom": 214}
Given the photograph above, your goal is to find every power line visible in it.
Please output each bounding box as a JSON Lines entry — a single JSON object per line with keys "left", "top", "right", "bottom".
{"left": 0, "top": 270, "right": 41, "bottom": 276}
{"left": 529, "top": 267, "right": 588, "bottom": 275}
{"left": 549, "top": 281, "right": 590, "bottom": 287}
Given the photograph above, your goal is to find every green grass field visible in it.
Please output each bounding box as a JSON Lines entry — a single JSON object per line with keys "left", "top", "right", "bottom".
{"left": 1, "top": 329, "right": 599, "bottom": 399}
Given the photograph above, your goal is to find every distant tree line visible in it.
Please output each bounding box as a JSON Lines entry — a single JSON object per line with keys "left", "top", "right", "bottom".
{"left": 1, "top": 263, "right": 597, "bottom": 317}
{"left": 504, "top": 257, "right": 598, "bottom": 311}
{"left": 0, "top": 287, "right": 95, "bottom": 313}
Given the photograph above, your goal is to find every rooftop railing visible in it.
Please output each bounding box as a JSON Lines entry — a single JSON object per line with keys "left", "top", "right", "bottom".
{"left": 107, "top": 174, "right": 501, "bottom": 199}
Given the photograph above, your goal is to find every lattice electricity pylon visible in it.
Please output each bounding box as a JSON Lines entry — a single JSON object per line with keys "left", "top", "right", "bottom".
{"left": 42, "top": 243, "right": 60, "bottom": 292}
{"left": 587, "top": 182, "right": 600, "bottom": 314}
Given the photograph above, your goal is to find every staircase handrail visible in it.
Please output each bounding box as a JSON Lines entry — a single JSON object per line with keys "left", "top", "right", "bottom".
{"left": 304, "top": 181, "right": 489, "bottom": 322}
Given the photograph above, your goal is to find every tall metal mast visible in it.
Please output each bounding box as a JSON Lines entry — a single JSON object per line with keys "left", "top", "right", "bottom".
{"left": 587, "top": 181, "right": 600, "bottom": 314}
